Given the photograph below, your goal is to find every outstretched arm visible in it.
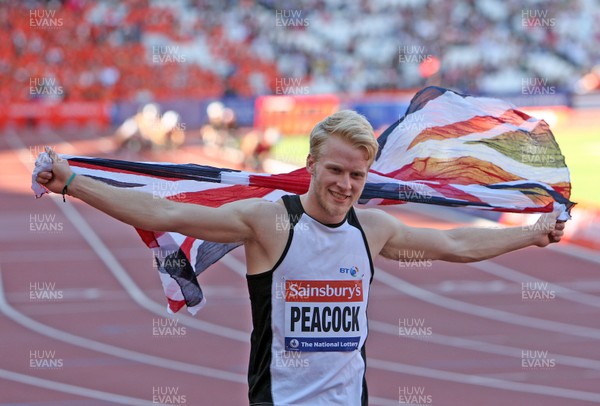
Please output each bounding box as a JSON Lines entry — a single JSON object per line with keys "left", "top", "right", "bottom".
{"left": 36, "top": 148, "right": 258, "bottom": 243}
{"left": 375, "top": 210, "right": 565, "bottom": 263}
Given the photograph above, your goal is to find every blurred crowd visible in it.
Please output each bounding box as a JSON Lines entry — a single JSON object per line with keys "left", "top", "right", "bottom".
{"left": 1, "top": 0, "right": 599, "bottom": 104}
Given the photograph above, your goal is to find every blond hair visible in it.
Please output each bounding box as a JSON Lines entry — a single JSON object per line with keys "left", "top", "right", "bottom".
{"left": 309, "top": 110, "right": 378, "bottom": 166}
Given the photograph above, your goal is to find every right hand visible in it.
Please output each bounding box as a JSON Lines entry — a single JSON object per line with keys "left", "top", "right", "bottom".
{"left": 36, "top": 147, "right": 74, "bottom": 194}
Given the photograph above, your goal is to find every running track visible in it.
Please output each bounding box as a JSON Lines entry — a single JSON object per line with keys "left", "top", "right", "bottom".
{"left": 1, "top": 126, "right": 599, "bottom": 405}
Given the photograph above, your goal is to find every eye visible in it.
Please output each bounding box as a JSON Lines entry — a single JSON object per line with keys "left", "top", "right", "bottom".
{"left": 330, "top": 167, "right": 341, "bottom": 174}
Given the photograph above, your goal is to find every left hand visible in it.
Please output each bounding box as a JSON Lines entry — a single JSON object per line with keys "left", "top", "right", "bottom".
{"left": 533, "top": 210, "right": 566, "bottom": 247}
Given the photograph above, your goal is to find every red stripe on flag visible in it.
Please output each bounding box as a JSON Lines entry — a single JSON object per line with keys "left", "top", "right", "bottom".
{"left": 167, "top": 184, "right": 273, "bottom": 208}
{"left": 249, "top": 169, "right": 311, "bottom": 195}
{"left": 167, "top": 298, "right": 187, "bottom": 313}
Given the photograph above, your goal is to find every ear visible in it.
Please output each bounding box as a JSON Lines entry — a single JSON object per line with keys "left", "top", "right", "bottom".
{"left": 306, "top": 154, "right": 316, "bottom": 175}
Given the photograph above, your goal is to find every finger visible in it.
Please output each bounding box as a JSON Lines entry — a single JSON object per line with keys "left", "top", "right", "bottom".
{"left": 45, "top": 146, "right": 59, "bottom": 162}
{"left": 36, "top": 171, "right": 54, "bottom": 184}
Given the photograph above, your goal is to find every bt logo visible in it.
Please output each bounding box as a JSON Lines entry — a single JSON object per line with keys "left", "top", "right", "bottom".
{"left": 339, "top": 266, "right": 358, "bottom": 277}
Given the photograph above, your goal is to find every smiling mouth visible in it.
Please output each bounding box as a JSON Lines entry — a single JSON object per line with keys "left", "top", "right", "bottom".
{"left": 330, "top": 190, "right": 350, "bottom": 201}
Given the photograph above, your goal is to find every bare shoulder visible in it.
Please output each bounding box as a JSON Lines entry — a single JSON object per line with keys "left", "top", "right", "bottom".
{"left": 232, "top": 197, "right": 287, "bottom": 231}
{"left": 240, "top": 198, "right": 290, "bottom": 274}
{"left": 353, "top": 207, "right": 399, "bottom": 256}
{"left": 354, "top": 206, "right": 398, "bottom": 230}
{"left": 225, "top": 197, "right": 284, "bottom": 214}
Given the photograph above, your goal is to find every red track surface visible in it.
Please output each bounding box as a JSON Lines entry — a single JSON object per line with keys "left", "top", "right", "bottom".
{"left": 1, "top": 127, "right": 599, "bottom": 405}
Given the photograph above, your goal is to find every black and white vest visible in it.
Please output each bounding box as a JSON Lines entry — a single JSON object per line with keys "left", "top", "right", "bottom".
{"left": 247, "top": 195, "right": 374, "bottom": 405}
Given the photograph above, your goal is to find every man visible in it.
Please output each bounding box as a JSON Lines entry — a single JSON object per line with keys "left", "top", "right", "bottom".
{"left": 36, "top": 110, "right": 565, "bottom": 405}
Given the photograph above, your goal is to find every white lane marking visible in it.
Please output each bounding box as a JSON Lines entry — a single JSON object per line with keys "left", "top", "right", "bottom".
{"left": 547, "top": 243, "right": 600, "bottom": 265}
{"left": 0, "top": 367, "right": 154, "bottom": 405}
{"left": 223, "top": 253, "right": 600, "bottom": 401}
{"left": 6, "top": 129, "right": 249, "bottom": 343}
{"left": 468, "top": 260, "right": 600, "bottom": 308}
{"left": 0, "top": 268, "right": 246, "bottom": 384}
{"left": 369, "top": 358, "right": 600, "bottom": 403}
{"left": 375, "top": 266, "right": 600, "bottom": 340}
{"left": 369, "top": 320, "right": 600, "bottom": 371}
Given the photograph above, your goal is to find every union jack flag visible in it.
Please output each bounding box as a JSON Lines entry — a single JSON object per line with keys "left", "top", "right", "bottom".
{"left": 33, "top": 87, "right": 575, "bottom": 314}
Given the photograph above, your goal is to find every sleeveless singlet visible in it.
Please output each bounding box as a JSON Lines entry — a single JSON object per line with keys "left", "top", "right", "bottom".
{"left": 246, "top": 195, "right": 374, "bottom": 405}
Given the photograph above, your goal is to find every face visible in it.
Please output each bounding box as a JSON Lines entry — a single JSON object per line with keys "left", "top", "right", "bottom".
{"left": 306, "top": 135, "right": 370, "bottom": 223}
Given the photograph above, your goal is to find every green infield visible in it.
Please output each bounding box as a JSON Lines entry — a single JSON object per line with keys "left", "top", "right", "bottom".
{"left": 553, "top": 121, "right": 600, "bottom": 207}
{"left": 271, "top": 135, "right": 310, "bottom": 167}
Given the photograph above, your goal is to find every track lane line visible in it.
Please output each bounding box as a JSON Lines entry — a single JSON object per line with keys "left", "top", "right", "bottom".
{"left": 0, "top": 267, "right": 247, "bottom": 384}
{"left": 0, "top": 368, "right": 155, "bottom": 406}
{"left": 375, "top": 266, "right": 600, "bottom": 339}
{"left": 467, "top": 260, "right": 600, "bottom": 308}
{"left": 369, "top": 320, "right": 600, "bottom": 371}
{"left": 368, "top": 358, "right": 600, "bottom": 403}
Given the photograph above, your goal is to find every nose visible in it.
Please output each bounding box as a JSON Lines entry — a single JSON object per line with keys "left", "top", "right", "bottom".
{"left": 337, "top": 173, "right": 351, "bottom": 191}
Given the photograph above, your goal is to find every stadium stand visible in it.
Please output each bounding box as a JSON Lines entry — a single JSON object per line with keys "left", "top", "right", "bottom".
{"left": 2, "top": 0, "right": 599, "bottom": 104}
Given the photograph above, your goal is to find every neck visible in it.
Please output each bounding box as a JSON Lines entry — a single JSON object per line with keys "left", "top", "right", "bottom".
{"left": 299, "top": 192, "right": 348, "bottom": 225}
